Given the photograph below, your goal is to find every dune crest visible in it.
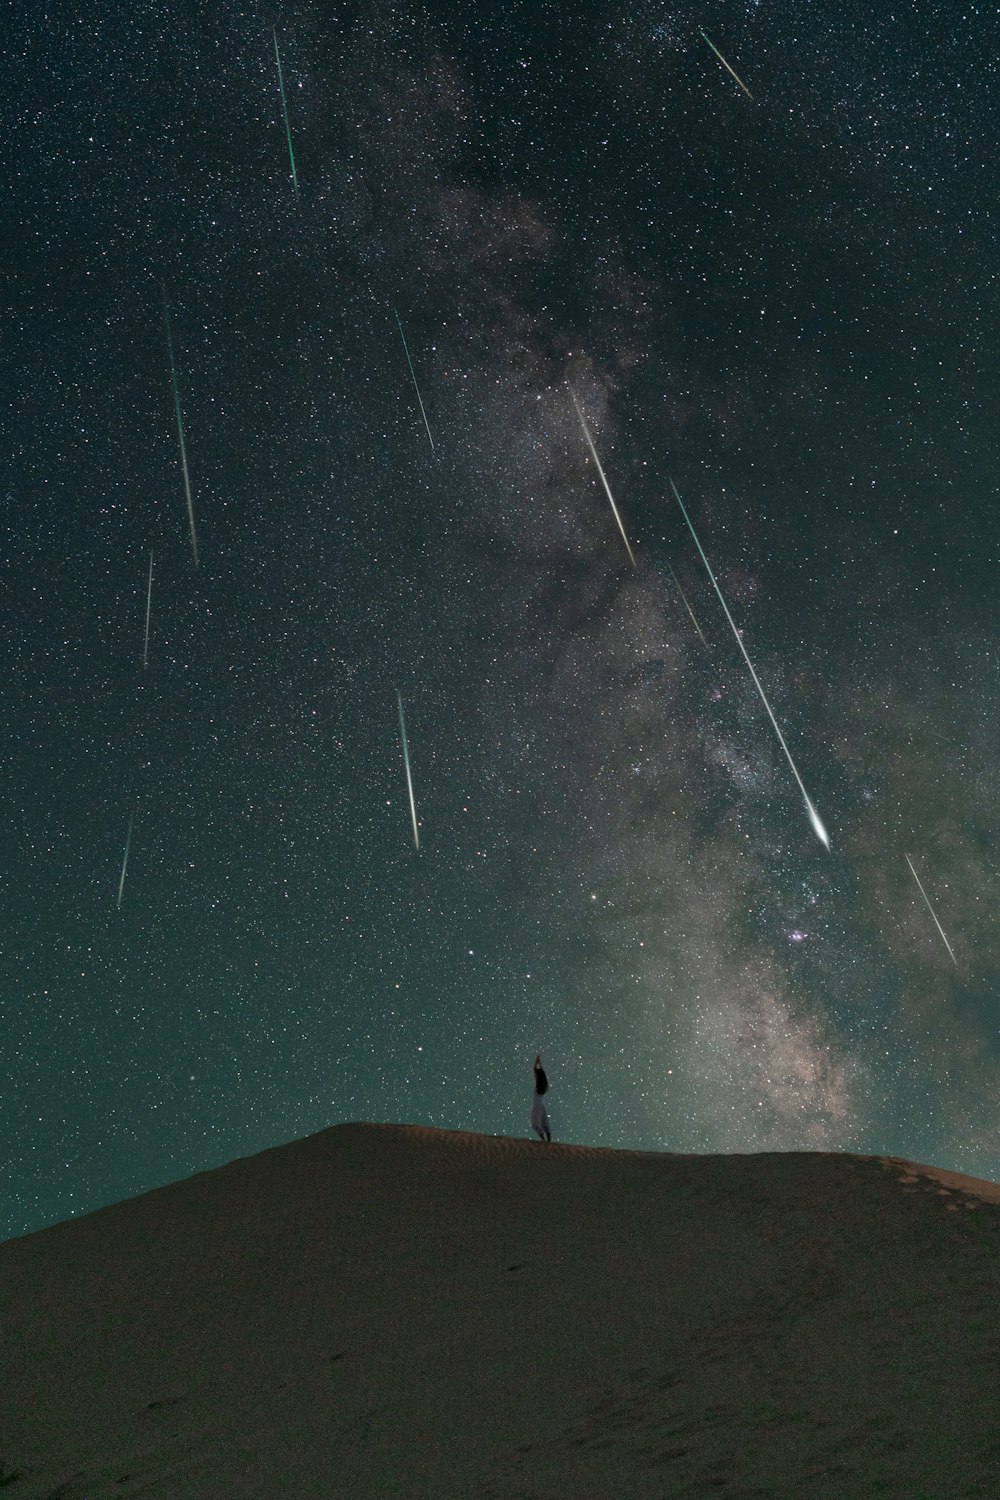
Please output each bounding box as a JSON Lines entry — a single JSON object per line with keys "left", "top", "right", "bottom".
{"left": 4, "top": 1124, "right": 1000, "bottom": 1497}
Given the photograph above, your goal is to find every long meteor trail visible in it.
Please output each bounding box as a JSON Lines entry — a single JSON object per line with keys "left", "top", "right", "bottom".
{"left": 905, "top": 853, "right": 958, "bottom": 966}
{"left": 394, "top": 310, "right": 434, "bottom": 452}
{"left": 143, "top": 548, "right": 154, "bottom": 669}
{"left": 117, "top": 813, "right": 134, "bottom": 908}
{"left": 699, "top": 29, "right": 753, "bottom": 99}
{"left": 670, "top": 477, "right": 830, "bottom": 850}
{"left": 162, "top": 288, "right": 199, "bottom": 566}
{"left": 568, "top": 384, "right": 637, "bottom": 568}
{"left": 667, "top": 561, "right": 707, "bottom": 645}
{"left": 396, "top": 691, "right": 420, "bottom": 850}
{"left": 273, "top": 28, "right": 299, "bottom": 200}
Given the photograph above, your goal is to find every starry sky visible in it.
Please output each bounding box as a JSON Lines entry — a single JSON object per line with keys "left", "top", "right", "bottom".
{"left": 4, "top": 0, "right": 999, "bottom": 1242}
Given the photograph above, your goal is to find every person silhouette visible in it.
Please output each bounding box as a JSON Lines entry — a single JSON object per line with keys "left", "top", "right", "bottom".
{"left": 531, "top": 1054, "right": 552, "bottom": 1142}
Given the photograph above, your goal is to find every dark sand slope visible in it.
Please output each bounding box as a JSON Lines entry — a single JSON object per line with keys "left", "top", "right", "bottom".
{"left": 3, "top": 1124, "right": 1000, "bottom": 1498}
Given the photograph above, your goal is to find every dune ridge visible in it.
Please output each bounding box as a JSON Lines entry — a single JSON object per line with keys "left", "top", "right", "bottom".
{"left": 4, "top": 1122, "right": 1000, "bottom": 1497}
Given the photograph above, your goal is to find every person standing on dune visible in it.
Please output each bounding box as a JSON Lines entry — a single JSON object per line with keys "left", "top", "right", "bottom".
{"left": 531, "top": 1054, "right": 552, "bottom": 1142}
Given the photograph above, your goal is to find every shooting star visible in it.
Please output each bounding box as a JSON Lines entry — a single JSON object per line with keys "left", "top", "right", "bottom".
{"left": 670, "top": 476, "right": 830, "bottom": 850}
{"left": 667, "top": 561, "right": 707, "bottom": 645}
{"left": 394, "top": 310, "right": 434, "bottom": 453}
{"left": 143, "top": 548, "right": 154, "bottom": 669}
{"left": 567, "top": 383, "right": 637, "bottom": 568}
{"left": 117, "top": 813, "right": 134, "bottom": 908}
{"left": 273, "top": 28, "right": 299, "bottom": 200}
{"left": 162, "top": 287, "right": 199, "bottom": 566}
{"left": 699, "top": 29, "right": 753, "bottom": 99}
{"left": 905, "top": 853, "right": 958, "bottom": 967}
{"left": 396, "top": 691, "right": 420, "bottom": 850}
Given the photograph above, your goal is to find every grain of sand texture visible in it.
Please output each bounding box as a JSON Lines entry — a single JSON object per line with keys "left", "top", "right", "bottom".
{"left": 4, "top": 1123, "right": 1000, "bottom": 1497}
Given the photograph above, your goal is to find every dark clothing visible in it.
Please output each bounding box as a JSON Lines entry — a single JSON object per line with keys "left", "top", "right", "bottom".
{"left": 531, "top": 1055, "right": 551, "bottom": 1141}
{"left": 531, "top": 1090, "right": 551, "bottom": 1142}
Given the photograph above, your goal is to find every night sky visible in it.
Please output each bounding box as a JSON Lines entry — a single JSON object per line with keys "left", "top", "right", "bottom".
{"left": 5, "top": 0, "right": 999, "bottom": 1242}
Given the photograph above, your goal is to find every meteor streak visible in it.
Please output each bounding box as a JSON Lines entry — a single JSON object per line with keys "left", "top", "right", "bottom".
{"left": 567, "top": 384, "right": 637, "bottom": 568}
{"left": 699, "top": 29, "right": 753, "bottom": 99}
{"left": 162, "top": 287, "right": 199, "bottom": 566}
{"left": 670, "top": 477, "right": 830, "bottom": 850}
{"left": 117, "top": 813, "right": 134, "bottom": 908}
{"left": 667, "top": 561, "right": 707, "bottom": 645}
{"left": 143, "top": 548, "right": 153, "bottom": 669}
{"left": 273, "top": 28, "right": 299, "bottom": 199}
{"left": 394, "top": 310, "right": 434, "bottom": 452}
{"left": 904, "top": 853, "right": 958, "bottom": 967}
{"left": 396, "top": 691, "right": 420, "bottom": 850}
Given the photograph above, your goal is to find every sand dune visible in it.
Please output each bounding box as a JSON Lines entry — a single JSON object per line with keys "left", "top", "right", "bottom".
{"left": 4, "top": 1123, "right": 1000, "bottom": 1497}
